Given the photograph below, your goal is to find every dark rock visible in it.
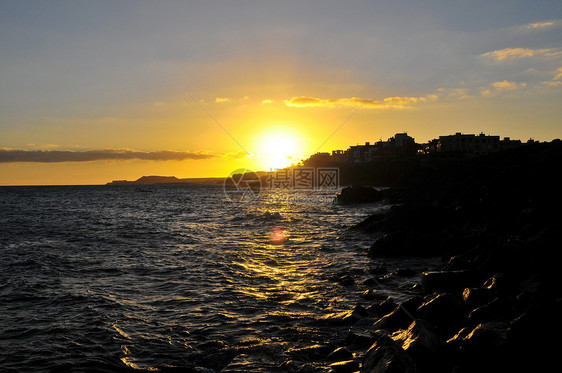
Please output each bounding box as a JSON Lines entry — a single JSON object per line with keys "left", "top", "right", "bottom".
{"left": 352, "top": 304, "right": 370, "bottom": 318}
{"left": 416, "top": 293, "right": 465, "bottom": 330}
{"left": 345, "top": 330, "right": 378, "bottom": 349}
{"left": 368, "top": 265, "right": 388, "bottom": 276}
{"left": 336, "top": 186, "right": 384, "bottom": 205}
{"left": 366, "top": 297, "right": 396, "bottom": 318}
{"left": 393, "top": 267, "right": 416, "bottom": 277}
{"left": 466, "top": 296, "right": 516, "bottom": 325}
{"left": 278, "top": 360, "right": 299, "bottom": 372}
{"left": 368, "top": 231, "right": 439, "bottom": 258}
{"left": 329, "top": 360, "right": 360, "bottom": 373}
{"left": 326, "top": 347, "right": 354, "bottom": 362}
{"left": 340, "top": 305, "right": 371, "bottom": 325}
{"left": 362, "top": 289, "right": 387, "bottom": 301}
{"left": 391, "top": 319, "right": 442, "bottom": 371}
{"left": 441, "top": 254, "right": 471, "bottom": 271}
{"left": 482, "top": 273, "right": 519, "bottom": 295}
{"left": 372, "top": 305, "right": 414, "bottom": 332}
{"left": 399, "top": 296, "right": 424, "bottom": 316}
{"left": 445, "top": 322, "right": 507, "bottom": 371}
{"left": 360, "top": 335, "right": 416, "bottom": 373}
{"left": 462, "top": 287, "right": 495, "bottom": 309}
{"left": 420, "top": 270, "right": 481, "bottom": 294}
{"left": 337, "top": 274, "right": 355, "bottom": 287}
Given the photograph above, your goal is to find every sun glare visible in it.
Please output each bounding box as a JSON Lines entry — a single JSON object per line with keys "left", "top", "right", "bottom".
{"left": 253, "top": 128, "right": 305, "bottom": 171}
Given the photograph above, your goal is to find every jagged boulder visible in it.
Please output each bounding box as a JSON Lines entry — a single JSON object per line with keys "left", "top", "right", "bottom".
{"left": 416, "top": 293, "right": 466, "bottom": 330}
{"left": 368, "top": 232, "right": 438, "bottom": 258}
{"left": 391, "top": 320, "right": 442, "bottom": 371}
{"left": 360, "top": 335, "right": 416, "bottom": 373}
{"left": 420, "top": 270, "right": 481, "bottom": 293}
{"left": 336, "top": 186, "right": 384, "bottom": 205}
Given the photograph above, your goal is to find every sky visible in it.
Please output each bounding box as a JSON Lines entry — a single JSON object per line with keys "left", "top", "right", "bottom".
{"left": 1, "top": 0, "right": 562, "bottom": 185}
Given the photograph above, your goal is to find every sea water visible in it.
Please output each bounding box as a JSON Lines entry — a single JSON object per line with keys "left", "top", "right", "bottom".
{"left": 0, "top": 184, "right": 422, "bottom": 372}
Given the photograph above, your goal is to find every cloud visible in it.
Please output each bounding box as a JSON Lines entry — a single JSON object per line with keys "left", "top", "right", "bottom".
{"left": 481, "top": 47, "right": 562, "bottom": 62}
{"left": 520, "top": 19, "right": 562, "bottom": 31}
{"left": 215, "top": 97, "right": 232, "bottom": 103}
{"left": 523, "top": 21, "right": 555, "bottom": 30}
{"left": 542, "top": 81, "right": 562, "bottom": 87}
{"left": 0, "top": 149, "right": 219, "bottom": 163}
{"left": 261, "top": 99, "right": 273, "bottom": 104}
{"left": 540, "top": 67, "right": 562, "bottom": 87}
{"left": 225, "top": 150, "right": 252, "bottom": 159}
{"left": 435, "top": 87, "right": 472, "bottom": 100}
{"left": 481, "top": 80, "right": 527, "bottom": 97}
{"left": 284, "top": 95, "right": 424, "bottom": 109}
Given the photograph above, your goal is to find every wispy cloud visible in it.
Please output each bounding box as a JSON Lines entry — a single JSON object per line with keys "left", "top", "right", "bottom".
{"left": 0, "top": 149, "right": 221, "bottom": 163}
{"left": 215, "top": 97, "right": 232, "bottom": 103}
{"left": 435, "top": 87, "right": 472, "bottom": 100}
{"left": 481, "top": 80, "right": 527, "bottom": 97}
{"left": 521, "top": 19, "right": 562, "bottom": 30}
{"left": 541, "top": 67, "right": 562, "bottom": 87}
{"left": 481, "top": 47, "right": 562, "bottom": 62}
{"left": 284, "top": 95, "right": 425, "bottom": 109}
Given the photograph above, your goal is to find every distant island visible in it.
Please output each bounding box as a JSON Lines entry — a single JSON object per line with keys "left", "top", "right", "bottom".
{"left": 107, "top": 175, "right": 226, "bottom": 185}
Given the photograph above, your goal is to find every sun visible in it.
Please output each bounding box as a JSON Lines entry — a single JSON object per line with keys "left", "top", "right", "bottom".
{"left": 253, "top": 128, "right": 305, "bottom": 171}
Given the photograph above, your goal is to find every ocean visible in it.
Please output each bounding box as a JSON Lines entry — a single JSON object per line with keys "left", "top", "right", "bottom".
{"left": 0, "top": 184, "right": 426, "bottom": 372}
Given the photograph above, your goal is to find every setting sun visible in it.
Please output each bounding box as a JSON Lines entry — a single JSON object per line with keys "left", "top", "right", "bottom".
{"left": 253, "top": 128, "right": 307, "bottom": 170}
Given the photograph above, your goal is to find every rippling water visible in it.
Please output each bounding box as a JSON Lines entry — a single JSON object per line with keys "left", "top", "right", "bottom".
{"left": 0, "top": 184, "right": 423, "bottom": 372}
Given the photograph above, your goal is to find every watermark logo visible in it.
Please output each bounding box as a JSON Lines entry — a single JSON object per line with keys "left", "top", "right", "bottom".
{"left": 223, "top": 168, "right": 262, "bottom": 202}
{"left": 266, "top": 167, "right": 339, "bottom": 190}
{"left": 224, "top": 167, "right": 339, "bottom": 203}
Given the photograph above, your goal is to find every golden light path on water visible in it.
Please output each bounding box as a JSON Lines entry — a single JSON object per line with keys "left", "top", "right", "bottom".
{"left": 95, "top": 186, "right": 413, "bottom": 371}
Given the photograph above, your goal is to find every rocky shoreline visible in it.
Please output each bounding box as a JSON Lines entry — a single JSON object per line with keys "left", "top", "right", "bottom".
{"left": 314, "top": 140, "right": 562, "bottom": 372}
{"left": 160, "top": 141, "right": 561, "bottom": 373}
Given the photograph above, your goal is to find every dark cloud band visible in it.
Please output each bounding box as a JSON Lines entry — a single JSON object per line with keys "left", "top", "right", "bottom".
{"left": 0, "top": 149, "right": 218, "bottom": 163}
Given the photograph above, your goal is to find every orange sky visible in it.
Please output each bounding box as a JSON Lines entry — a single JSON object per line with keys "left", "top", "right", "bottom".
{"left": 1, "top": 2, "right": 562, "bottom": 185}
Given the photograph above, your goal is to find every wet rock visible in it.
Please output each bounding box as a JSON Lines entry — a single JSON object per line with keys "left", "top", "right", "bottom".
{"left": 466, "top": 296, "right": 516, "bottom": 325}
{"left": 362, "top": 289, "right": 387, "bottom": 301}
{"left": 420, "top": 270, "right": 481, "bottom": 294}
{"left": 340, "top": 305, "right": 371, "bottom": 325}
{"left": 445, "top": 322, "right": 507, "bottom": 371}
{"left": 360, "top": 335, "right": 416, "bottom": 373}
{"left": 368, "top": 231, "right": 438, "bottom": 258}
{"left": 345, "top": 330, "right": 378, "bottom": 349}
{"left": 462, "top": 287, "right": 495, "bottom": 309}
{"left": 416, "top": 293, "right": 465, "bottom": 330}
{"left": 393, "top": 267, "right": 416, "bottom": 277}
{"left": 278, "top": 360, "right": 299, "bottom": 372}
{"left": 372, "top": 305, "right": 414, "bottom": 332}
{"left": 441, "top": 254, "right": 471, "bottom": 271}
{"left": 326, "top": 347, "right": 353, "bottom": 362}
{"left": 391, "top": 319, "right": 441, "bottom": 371}
{"left": 368, "top": 265, "right": 388, "bottom": 276}
{"left": 482, "top": 273, "right": 519, "bottom": 295}
{"left": 329, "top": 360, "right": 360, "bottom": 373}
{"left": 366, "top": 297, "right": 396, "bottom": 318}
{"left": 336, "top": 186, "right": 384, "bottom": 205}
